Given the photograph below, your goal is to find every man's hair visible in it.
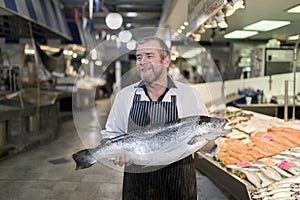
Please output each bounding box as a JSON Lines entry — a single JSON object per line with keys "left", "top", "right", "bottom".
{"left": 136, "top": 36, "right": 170, "bottom": 59}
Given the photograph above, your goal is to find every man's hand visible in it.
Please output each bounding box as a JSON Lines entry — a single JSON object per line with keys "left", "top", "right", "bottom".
{"left": 113, "top": 154, "right": 133, "bottom": 166}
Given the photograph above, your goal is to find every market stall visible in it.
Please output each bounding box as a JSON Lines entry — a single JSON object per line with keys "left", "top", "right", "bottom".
{"left": 195, "top": 107, "right": 300, "bottom": 199}
{"left": 0, "top": 88, "right": 70, "bottom": 159}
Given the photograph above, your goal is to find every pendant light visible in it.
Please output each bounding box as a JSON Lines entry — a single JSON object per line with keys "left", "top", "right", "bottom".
{"left": 105, "top": 13, "right": 123, "bottom": 30}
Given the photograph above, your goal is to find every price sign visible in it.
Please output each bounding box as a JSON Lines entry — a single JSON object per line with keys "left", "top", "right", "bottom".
{"left": 260, "top": 134, "right": 274, "bottom": 141}
{"left": 278, "top": 160, "right": 294, "bottom": 170}
{"left": 238, "top": 161, "right": 250, "bottom": 167}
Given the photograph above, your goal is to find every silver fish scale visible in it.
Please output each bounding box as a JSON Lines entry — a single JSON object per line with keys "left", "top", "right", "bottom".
{"left": 99, "top": 115, "right": 223, "bottom": 156}
{"left": 72, "top": 115, "right": 228, "bottom": 169}
{"left": 114, "top": 123, "right": 195, "bottom": 154}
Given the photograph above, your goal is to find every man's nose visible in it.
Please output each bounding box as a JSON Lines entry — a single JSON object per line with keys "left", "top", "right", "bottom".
{"left": 141, "top": 56, "right": 148, "bottom": 64}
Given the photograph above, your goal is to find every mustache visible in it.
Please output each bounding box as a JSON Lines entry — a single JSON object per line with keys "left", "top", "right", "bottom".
{"left": 138, "top": 64, "right": 153, "bottom": 71}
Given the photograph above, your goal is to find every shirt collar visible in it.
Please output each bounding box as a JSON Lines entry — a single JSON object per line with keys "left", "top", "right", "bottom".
{"left": 134, "top": 75, "right": 177, "bottom": 89}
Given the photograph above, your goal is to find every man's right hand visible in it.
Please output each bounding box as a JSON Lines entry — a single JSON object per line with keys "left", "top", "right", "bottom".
{"left": 113, "top": 154, "right": 133, "bottom": 166}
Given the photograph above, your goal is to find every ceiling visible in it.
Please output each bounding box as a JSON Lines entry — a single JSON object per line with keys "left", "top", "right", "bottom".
{"left": 57, "top": 0, "right": 300, "bottom": 44}
{"left": 58, "top": 0, "right": 166, "bottom": 34}
{"left": 200, "top": 0, "right": 300, "bottom": 43}
{"left": 0, "top": 0, "right": 299, "bottom": 45}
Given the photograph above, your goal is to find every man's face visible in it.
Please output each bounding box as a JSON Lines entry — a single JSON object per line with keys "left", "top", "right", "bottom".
{"left": 135, "top": 40, "right": 169, "bottom": 84}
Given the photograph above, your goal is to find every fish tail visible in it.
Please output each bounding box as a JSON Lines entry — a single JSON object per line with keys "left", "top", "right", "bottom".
{"left": 72, "top": 149, "right": 97, "bottom": 170}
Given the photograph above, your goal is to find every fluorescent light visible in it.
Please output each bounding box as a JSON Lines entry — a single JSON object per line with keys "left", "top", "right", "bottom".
{"left": 288, "top": 34, "right": 300, "bottom": 40}
{"left": 243, "top": 20, "right": 290, "bottom": 32}
{"left": 287, "top": 4, "right": 300, "bottom": 13}
{"left": 126, "top": 12, "right": 137, "bottom": 17}
{"left": 224, "top": 30, "right": 258, "bottom": 39}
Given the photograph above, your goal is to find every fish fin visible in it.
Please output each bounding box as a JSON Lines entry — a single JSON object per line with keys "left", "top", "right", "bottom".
{"left": 100, "top": 134, "right": 129, "bottom": 144}
{"left": 100, "top": 138, "right": 111, "bottom": 145}
{"left": 188, "top": 136, "right": 206, "bottom": 145}
{"left": 199, "top": 140, "right": 219, "bottom": 156}
{"left": 221, "top": 129, "right": 232, "bottom": 136}
{"left": 72, "top": 149, "right": 97, "bottom": 170}
{"left": 109, "top": 134, "right": 129, "bottom": 142}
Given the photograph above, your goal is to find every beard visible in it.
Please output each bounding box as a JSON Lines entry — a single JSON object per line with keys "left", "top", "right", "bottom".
{"left": 137, "top": 63, "right": 164, "bottom": 84}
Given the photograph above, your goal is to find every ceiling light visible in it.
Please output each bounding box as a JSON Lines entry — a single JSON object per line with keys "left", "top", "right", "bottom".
{"left": 184, "top": 21, "right": 189, "bottom": 26}
{"left": 288, "top": 34, "right": 300, "bottom": 40}
{"left": 287, "top": 4, "right": 300, "bottom": 13}
{"left": 180, "top": 25, "right": 185, "bottom": 30}
{"left": 231, "top": 0, "right": 244, "bottom": 9}
{"left": 243, "top": 20, "right": 290, "bottom": 32}
{"left": 105, "top": 12, "right": 123, "bottom": 30}
{"left": 126, "top": 40, "right": 136, "bottom": 50}
{"left": 126, "top": 12, "right": 138, "bottom": 17}
{"left": 224, "top": 30, "right": 258, "bottom": 39}
{"left": 224, "top": 4, "right": 236, "bottom": 16}
{"left": 218, "top": 20, "right": 228, "bottom": 29}
{"left": 119, "top": 30, "right": 132, "bottom": 43}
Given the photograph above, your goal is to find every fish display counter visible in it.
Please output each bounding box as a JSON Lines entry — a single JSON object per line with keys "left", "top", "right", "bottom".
{"left": 0, "top": 88, "right": 66, "bottom": 159}
{"left": 195, "top": 107, "right": 300, "bottom": 200}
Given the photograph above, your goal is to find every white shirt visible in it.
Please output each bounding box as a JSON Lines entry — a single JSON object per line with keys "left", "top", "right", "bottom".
{"left": 102, "top": 79, "right": 208, "bottom": 138}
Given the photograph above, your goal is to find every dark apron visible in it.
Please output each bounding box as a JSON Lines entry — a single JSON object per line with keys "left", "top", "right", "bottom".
{"left": 122, "top": 93, "right": 197, "bottom": 200}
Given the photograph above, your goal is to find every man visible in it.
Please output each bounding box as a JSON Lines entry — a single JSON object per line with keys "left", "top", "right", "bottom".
{"left": 103, "top": 36, "right": 208, "bottom": 200}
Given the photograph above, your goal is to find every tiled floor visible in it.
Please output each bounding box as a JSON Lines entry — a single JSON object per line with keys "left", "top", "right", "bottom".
{"left": 0, "top": 98, "right": 233, "bottom": 200}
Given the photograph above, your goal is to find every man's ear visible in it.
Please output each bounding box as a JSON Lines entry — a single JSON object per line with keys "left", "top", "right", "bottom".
{"left": 163, "top": 55, "right": 171, "bottom": 67}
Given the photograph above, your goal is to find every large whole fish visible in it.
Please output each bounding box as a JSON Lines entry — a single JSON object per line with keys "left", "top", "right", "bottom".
{"left": 72, "top": 115, "right": 228, "bottom": 170}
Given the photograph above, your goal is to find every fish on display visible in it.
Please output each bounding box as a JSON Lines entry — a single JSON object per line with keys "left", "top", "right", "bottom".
{"left": 72, "top": 115, "right": 228, "bottom": 170}
{"left": 256, "top": 172, "right": 275, "bottom": 188}
{"left": 241, "top": 169, "right": 262, "bottom": 188}
{"left": 290, "top": 147, "right": 300, "bottom": 153}
{"left": 260, "top": 166, "right": 282, "bottom": 182}
{"left": 251, "top": 176, "right": 300, "bottom": 199}
{"left": 272, "top": 166, "right": 293, "bottom": 178}
{"left": 252, "top": 187, "right": 297, "bottom": 199}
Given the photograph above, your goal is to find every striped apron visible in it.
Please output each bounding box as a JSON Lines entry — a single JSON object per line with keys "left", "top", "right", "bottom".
{"left": 122, "top": 92, "right": 197, "bottom": 200}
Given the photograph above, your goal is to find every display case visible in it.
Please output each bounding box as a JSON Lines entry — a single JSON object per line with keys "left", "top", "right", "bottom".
{"left": 0, "top": 88, "right": 64, "bottom": 158}
{"left": 195, "top": 107, "right": 300, "bottom": 200}
{"left": 195, "top": 153, "right": 253, "bottom": 199}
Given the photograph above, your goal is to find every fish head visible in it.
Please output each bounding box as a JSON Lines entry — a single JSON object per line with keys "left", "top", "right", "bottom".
{"left": 195, "top": 116, "right": 228, "bottom": 140}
